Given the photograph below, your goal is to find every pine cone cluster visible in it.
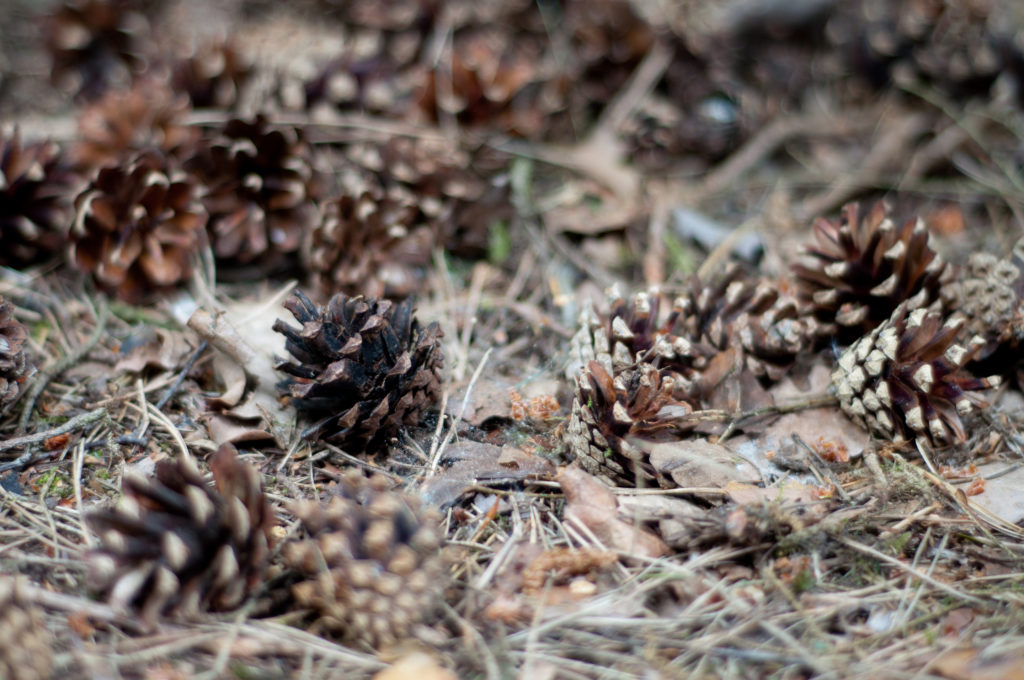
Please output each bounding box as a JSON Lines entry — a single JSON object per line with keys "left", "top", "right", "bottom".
{"left": 283, "top": 471, "right": 448, "bottom": 648}
{"left": 793, "top": 201, "right": 950, "bottom": 343}
{"left": 0, "top": 578, "right": 52, "bottom": 680}
{"left": 831, "top": 303, "right": 1000, "bottom": 447}
{"left": 0, "top": 128, "right": 77, "bottom": 267}
{"left": 70, "top": 151, "right": 207, "bottom": 302}
{"left": 273, "top": 290, "right": 443, "bottom": 449}
{"left": 184, "top": 115, "right": 322, "bottom": 270}
{"left": 87, "top": 445, "right": 275, "bottom": 625}
{"left": 0, "top": 298, "right": 35, "bottom": 414}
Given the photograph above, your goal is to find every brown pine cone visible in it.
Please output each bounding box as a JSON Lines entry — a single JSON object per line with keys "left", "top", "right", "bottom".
{"left": 793, "top": 201, "right": 950, "bottom": 343}
{"left": 70, "top": 151, "right": 207, "bottom": 302}
{"left": 307, "top": 188, "right": 435, "bottom": 299}
{"left": 0, "top": 128, "right": 77, "bottom": 268}
{"left": 0, "top": 578, "right": 52, "bottom": 680}
{"left": 566, "top": 359, "right": 695, "bottom": 487}
{"left": 0, "top": 298, "right": 36, "bottom": 414}
{"left": 283, "top": 470, "right": 447, "bottom": 648}
{"left": 184, "top": 115, "right": 323, "bottom": 271}
{"left": 73, "top": 79, "right": 197, "bottom": 170}
{"left": 831, "top": 303, "right": 1000, "bottom": 447}
{"left": 87, "top": 445, "right": 275, "bottom": 626}
{"left": 671, "top": 265, "right": 815, "bottom": 383}
{"left": 171, "top": 38, "right": 254, "bottom": 110}
{"left": 273, "top": 290, "right": 443, "bottom": 449}
{"left": 42, "top": 0, "right": 152, "bottom": 100}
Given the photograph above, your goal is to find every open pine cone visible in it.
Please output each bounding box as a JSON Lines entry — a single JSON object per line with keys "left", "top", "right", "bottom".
{"left": 171, "top": 38, "right": 254, "bottom": 110}
{"left": 0, "top": 128, "right": 77, "bottom": 268}
{"left": 794, "top": 201, "right": 950, "bottom": 343}
{"left": 73, "top": 79, "right": 197, "bottom": 170}
{"left": 0, "top": 298, "right": 36, "bottom": 414}
{"left": 567, "top": 359, "right": 695, "bottom": 487}
{"left": 0, "top": 578, "right": 52, "bottom": 680}
{"left": 42, "top": 0, "right": 152, "bottom": 100}
{"left": 87, "top": 445, "right": 275, "bottom": 626}
{"left": 831, "top": 303, "right": 1000, "bottom": 448}
{"left": 70, "top": 151, "right": 207, "bottom": 302}
{"left": 273, "top": 290, "right": 443, "bottom": 449}
{"left": 283, "top": 471, "right": 448, "bottom": 649}
{"left": 184, "top": 115, "right": 323, "bottom": 271}
{"left": 307, "top": 188, "right": 435, "bottom": 299}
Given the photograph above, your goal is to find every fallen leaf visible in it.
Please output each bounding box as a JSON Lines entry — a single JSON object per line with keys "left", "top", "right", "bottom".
{"left": 933, "top": 647, "right": 1024, "bottom": 680}
{"left": 115, "top": 326, "right": 194, "bottom": 374}
{"left": 420, "top": 442, "right": 556, "bottom": 507}
{"left": 558, "top": 467, "right": 670, "bottom": 559}
{"left": 373, "top": 653, "right": 457, "bottom": 680}
{"left": 970, "top": 463, "right": 1024, "bottom": 524}
{"left": 446, "top": 376, "right": 517, "bottom": 426}
{"left": 636, "top": 438, "right": 760, "bottom": 490}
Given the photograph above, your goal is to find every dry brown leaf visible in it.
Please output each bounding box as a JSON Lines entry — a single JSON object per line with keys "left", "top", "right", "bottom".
{"left": 446, "top": 376, "right": 517, "bottom": 426}
{"left": 115, "top": 327, "right": 194, "bottom": 374}
{"left": 558, "top": 467, "right": 670, "bottom": 559}
{"left": 373, "top": 653, "right": 457, "bottom": 680}
{"left": 420, "top": 442, "right": 556, "bottom": 507}
{"left": 636, "top": 439, "right": 760, "bottom": 490}
{"left": 970, "top": 462, "right": 1024, "bottom": 525}
{"left": 933, "top": 648, "right": 1024, "bottom": 680}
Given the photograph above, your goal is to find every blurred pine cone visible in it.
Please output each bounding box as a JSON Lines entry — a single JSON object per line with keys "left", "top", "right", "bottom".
{"left": 273, "top": 290, "right": 443, "bottom": 448}
{"left": 184, "top": 115, "right": 323, "bottom": 271}
{"left": 73, "top": 79, "right": 197, "bottom": 170}
{"left": 0, "top": 578, "right": 52, "bottom": 680}
{"left": 941, "top": 239, "right": 1024, "bottom": 356}
{"left": 283, "top": 470, "right": 448, "bottom": 648}
{"left": 171, "top": 38, "right": 254, "bottom": 110}
{"left": 42, "top": 0, "right": 153, "bottom": 100}
{"left": 71, "top": 151, "right": 206, "bottom": 302}
{"left": 566, "top": 359, "right": 694, "bottom": 487}
{"left": 87, "top": 445, "right": 275, "bottom": 625}
{"left": 793, "top": 202, "right": 950, "bottom": 343}
{"left": 0, "top": 298, "right": 36, "bottom": 414}
{"left": 0, "top": 128, "right": 77, "bottom": 268}
{"left": 671, "top": 265, "right": 815, "bottom": 383}
{"left": 831, "top": 303, "right": 999, "bottom": 447}
{"left": 307, "top": 188, "right": 435, "bottom": 299}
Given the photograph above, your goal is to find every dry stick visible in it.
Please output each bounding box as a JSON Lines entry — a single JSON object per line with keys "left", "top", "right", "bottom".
{"left": 18, "top": 295, "right": 108, "bottom": 433}
{"left": 0, "top": 407, "right": 108, "bottom": 454}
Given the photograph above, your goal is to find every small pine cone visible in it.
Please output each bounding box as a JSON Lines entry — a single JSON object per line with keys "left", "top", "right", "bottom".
{"left": 0, "top": 578, "right": 53, "bottom": 680}
{"left": 941, "top": 239, "right": 1024, "bottom": 355}
{"left": 73, "top": 79, "right": 198, "bottom": 170}
{"left": 87, "top": 445, "right": 275, "bottom": 626}
{"left": 273, "top": 290, "right": 443, "bottom": 448}
{"left": 283, "top": 471, "right": 448, "bottom": 649}
{"left": 566, "top": 359, "right": 695, "bottom": 487}
{"left": 671, "top": 265, "right": 814, "bottom": 383}
{"left": 0, "top": 298, "right": 36, "bottom": 414}
{"left": 831, "top": 303, "right": 1000, "bottom": 448}
{"left": 171, "top": 38, "right": 254, "bottom": 110}
{"left": 307, "top": 189, "right": 435, "bottom": 299}
{"left": 70, "top": 152, "right": 207, "bottom": 302}
{"left": 793, "top": 202, "right": 949, "bottom": 342}
{"left": 185, "top": 115, "right": 323, "bottom": 270}
{"left": 42, "top": 0, "right": 151, "bottom": 100}
{"left": 0, "top": 128, "right": 77, "bottom": 267}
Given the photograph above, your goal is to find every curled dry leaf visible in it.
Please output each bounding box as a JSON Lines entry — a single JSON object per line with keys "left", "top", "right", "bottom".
{"left": 115, "top": 327, "right": 195, "bottom": 374}
{"left": 558, "top": 467, "right": 670, "bottom": 559}
{"left": 638, "top": 439, "right": 761, "bottom": 490}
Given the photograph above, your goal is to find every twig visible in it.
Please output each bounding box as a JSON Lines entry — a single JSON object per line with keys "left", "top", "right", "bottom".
{"left": 154, "top": 340, "right": 209, "bottom": 412}
{"left": 0, "top": 408, "right": 108, "bottom": 454}
{"left": 18, "top": 295, "right": 108, "bottom": 433}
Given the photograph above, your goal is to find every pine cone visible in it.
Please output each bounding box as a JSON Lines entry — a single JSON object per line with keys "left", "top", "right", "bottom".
{"left": 184, "top": 115, "right": 323, "bottom": 270}
{"left": 307, "top": 188, "right": 435, "bottom": 299}
{"left": 566, "top": 359, "right": 695, "bottom": 487}
{"left": 793, "top": 202, "right": 949, "bottom": 343}
{"left": 283, "top": 471, "right": 447, "bottom": 648}
{"left": 671, "top": 265, "right": 814, "bottom": 383}
{"left": 831, "top": 303, "right": 999, "bottom": 447}
{"left": 171, "top": 38, "right": 254, "bottom": 110}
{"left": 0, "top": 298, "right": 36, "bottom": 414}
{"left": 273, "top": 290, "right": 443, "bottom": 448}
{"left": 0, "top": 128, "right": 77, "bottom": 268}
{"left": 70, "top": 151, "right": 207, "bottom": 302}
{"left": 42, "top": 0, "right": 152, "bottom": 100}
{"left": 941, "top": 239, "right": 1024, "bottom": 356}
{"left": 0, "top": 578, "right": 52, "bottom": 680}
{"left": 73, "top": 79, "right": 197, "bottom": 170}
{"left": 87, "top": 445, "right": 275, "bottom": 625}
